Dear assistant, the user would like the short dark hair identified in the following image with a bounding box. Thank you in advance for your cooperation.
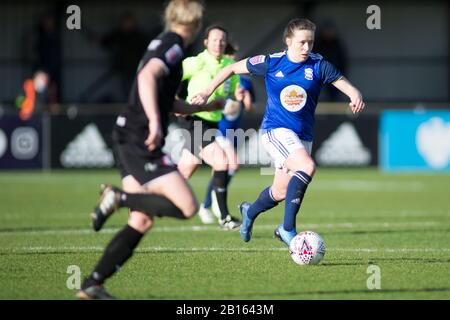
[204,24,228,40]
[283,18,316,41]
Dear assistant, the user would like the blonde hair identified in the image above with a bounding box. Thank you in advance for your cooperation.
[164,0,204,30]
[283,18,316,42]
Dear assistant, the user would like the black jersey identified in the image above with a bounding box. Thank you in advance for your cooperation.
[113,32,185,151]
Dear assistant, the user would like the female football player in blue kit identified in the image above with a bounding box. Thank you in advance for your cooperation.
[191,18,365,245]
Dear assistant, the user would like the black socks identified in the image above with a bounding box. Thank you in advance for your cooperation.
[82,225,143,288]
[120,192,186,219]
[212,170,229,220]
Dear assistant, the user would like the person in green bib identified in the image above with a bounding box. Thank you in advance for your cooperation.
[177,25,241,230]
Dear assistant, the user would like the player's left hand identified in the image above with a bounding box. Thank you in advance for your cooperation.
[145,122,163,151]
[349,93,365,114]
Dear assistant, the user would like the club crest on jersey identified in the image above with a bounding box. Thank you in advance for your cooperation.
[249,55,265,65]
[280,85,307,112]
[305,68,314,80]
[165,43,183,65]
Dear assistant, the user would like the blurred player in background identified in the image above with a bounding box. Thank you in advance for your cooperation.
[191,18,365,246]
[177,25,241,230]
[76,0,224,300]
[198,42,255,224]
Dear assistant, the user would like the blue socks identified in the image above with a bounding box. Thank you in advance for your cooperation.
[247,186,279,220]
[283,171,311,232]
[203,179,214,208]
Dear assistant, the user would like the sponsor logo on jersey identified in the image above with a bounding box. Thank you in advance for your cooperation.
[165,43,183,65]
[249,55,265,65]
[275,71,284,78]
[280,85,307,112]
[305,68,314,80]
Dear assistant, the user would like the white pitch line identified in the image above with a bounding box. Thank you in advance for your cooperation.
[2,246,450,254]
[0,221,443,236]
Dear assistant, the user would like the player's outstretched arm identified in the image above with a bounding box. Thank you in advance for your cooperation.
[332,77,366,114]
[191,59,249,105]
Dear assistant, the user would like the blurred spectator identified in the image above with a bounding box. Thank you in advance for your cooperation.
[101,12,151,100]
[80,12,158,103]
[314,21,348,101]
[16,70,51,121]
[33,13,62,104]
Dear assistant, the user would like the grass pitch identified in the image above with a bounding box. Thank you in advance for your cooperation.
[0,168,449,300]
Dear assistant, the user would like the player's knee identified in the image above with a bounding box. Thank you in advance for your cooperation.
[301,159,316,177]
[271,187,286,201]
[128,211,153,233]
[291,159,316,176]
[211,158,228,171]
[177,166,190,180]
[178,152,199,179]
[178,162,197,179]
[229,162,239,172]
[181,200,199,219]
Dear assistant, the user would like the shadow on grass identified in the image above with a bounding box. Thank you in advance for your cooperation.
[221,287,450,299]
[320,256,450,266]
[366,257,450,264]
[320,228,450,236]
[0,226,89,233]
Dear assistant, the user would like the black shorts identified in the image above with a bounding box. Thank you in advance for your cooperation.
[177,116,219,158]
[114,142,177,185]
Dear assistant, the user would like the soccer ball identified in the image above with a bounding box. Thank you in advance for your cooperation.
[289,231,326,265]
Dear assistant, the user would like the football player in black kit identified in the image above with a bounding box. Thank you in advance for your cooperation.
[76,0,216,300]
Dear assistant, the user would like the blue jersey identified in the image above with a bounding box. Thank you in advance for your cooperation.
[219,103,243,132]
[246,52,342,141]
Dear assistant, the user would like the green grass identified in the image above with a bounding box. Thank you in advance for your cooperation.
[0,168,450,299]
